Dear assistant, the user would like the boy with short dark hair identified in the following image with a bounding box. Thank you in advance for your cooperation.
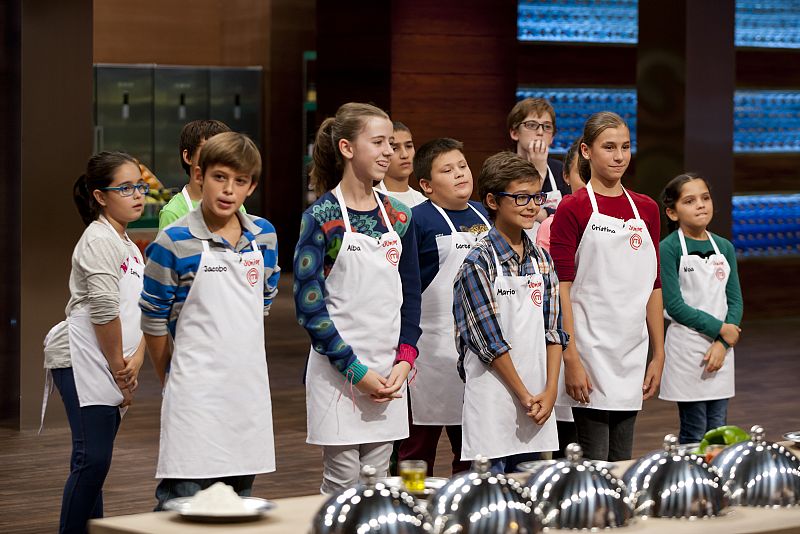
[454,151,567,472]
[141,131,279,509]
[158,119,232,229]
[397,138,491,476]
[507,97,569,219]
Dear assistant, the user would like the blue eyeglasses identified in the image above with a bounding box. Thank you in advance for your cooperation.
[100,183,150,197]
[495,191,547,206]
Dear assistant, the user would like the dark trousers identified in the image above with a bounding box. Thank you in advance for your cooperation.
[52,367,121,534]
[677,399,729,444]
[398,423,472,476]
[572,408,637,461]
[554,420,579,459]
[490,452,541,473]
[155,475,256,511]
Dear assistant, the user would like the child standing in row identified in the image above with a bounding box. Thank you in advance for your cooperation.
[375,121,427,207]
[551,112,665,462]
[508,98,569,220]
[158,120,232,230]
[141,132,279,509]
[45,152,146,533]
[658,174,743,444]
[454,152,566,472]
[294,103,421,493]
[399,138,490,476]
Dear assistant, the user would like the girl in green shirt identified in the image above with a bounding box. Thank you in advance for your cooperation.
[659,173,743,444]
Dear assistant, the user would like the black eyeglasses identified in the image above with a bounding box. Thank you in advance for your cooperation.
[519,120,554,133]
[100,183,150,197]
[495,192,547,206]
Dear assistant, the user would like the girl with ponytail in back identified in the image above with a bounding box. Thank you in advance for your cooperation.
[294,103,422,493]
[658,174,743,444]
[42,151,148,533]
[549,112,665,462]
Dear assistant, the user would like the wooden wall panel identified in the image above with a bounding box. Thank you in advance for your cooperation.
[391,0,517,178]
[20,0,93,430]
[0,0,21,428]
[93,0,223,65]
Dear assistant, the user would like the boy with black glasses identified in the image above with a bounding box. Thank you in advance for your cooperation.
[453,152,568,473]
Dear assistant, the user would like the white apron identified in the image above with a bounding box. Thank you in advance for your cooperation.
[306,185,408,446]
[157,236,275,479]
[410,203,490,426]
[69,218,144,409]
[523,220,542,244]
[660,230,734,401]
[541,165,563,212]
[556,182,657,411]
[461,245,558,460]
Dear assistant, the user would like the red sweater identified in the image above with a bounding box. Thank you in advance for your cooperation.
[550,186,662,288]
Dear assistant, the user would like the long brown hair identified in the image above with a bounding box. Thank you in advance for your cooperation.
[578,111,629,179]
[309,102,390,196]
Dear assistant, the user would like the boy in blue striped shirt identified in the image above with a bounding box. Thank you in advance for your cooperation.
[140,132,279,509]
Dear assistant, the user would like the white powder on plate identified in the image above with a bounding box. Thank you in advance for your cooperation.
[188,482,250,515]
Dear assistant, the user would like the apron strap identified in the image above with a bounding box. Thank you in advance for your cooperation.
[586,182,642,220]
[377,181,388,192]
[621,187,642,220]
[38,368,53,435]
[489,240,541,277]
[181,186,193,209]
[678,228,690,256]
[706,231,722,255]
[431,203,458,234]
[334,184,394,233]
[546,165,558,194]
[201,239,210,252]
[586,181,600,213]
[678,229,721,257]
[468,203,492,227]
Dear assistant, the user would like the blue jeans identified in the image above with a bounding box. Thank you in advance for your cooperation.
[52,367,121,534]
[677,399,729,444]
[490,452,541,473]
[155,475,256,511]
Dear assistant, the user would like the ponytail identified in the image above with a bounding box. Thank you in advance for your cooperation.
[309,102,390,196]
[310,118,340,197]
[73,151,139,226]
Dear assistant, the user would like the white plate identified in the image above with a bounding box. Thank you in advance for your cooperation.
[163,496,276,523]
[783,431,800,445]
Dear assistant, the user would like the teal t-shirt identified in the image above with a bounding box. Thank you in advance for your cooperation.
[158,189,247,230]
[660,230,744,345]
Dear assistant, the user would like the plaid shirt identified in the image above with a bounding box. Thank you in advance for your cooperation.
[453,227,569,380]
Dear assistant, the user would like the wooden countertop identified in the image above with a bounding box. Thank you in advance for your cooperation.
[90,442,800,534]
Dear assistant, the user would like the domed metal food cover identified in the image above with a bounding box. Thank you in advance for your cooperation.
[525,443,632,529]
[429,456,540,534]
[310,465,431,534]
[622,434,728,518]
[712,425,800,507]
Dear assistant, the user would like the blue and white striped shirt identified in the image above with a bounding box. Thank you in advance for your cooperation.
[139,206,279,337]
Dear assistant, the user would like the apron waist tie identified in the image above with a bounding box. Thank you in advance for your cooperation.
[338,368,357,412]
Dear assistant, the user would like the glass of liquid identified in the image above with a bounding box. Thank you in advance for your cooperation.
[398,460,427,493]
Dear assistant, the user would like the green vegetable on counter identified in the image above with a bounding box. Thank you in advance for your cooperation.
[697,425,750,453]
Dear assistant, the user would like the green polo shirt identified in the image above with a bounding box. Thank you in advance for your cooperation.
[660,230,743,347]
[158,188,247,230]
